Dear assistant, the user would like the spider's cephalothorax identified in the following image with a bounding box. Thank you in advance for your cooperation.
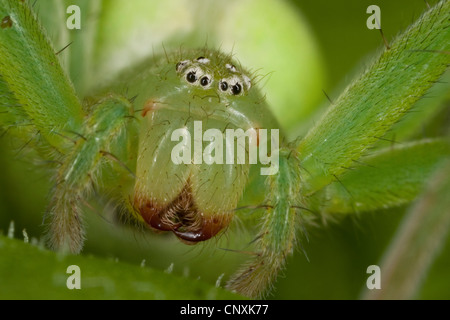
[127,49,280,244]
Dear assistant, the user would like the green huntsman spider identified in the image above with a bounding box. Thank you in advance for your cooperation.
[0,0,449,298]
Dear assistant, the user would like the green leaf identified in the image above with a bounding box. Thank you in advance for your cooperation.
[0,235,242,299]
[321,139,450,214]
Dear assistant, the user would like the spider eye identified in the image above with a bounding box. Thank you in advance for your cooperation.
[200,76,210,87]
[176,60,190,73]
[186,71,197,83]
[226,64,237,73]
[220,81,228,91]
[231,83,242,95]
[197,57,210,64]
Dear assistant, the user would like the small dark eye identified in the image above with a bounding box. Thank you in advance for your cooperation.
[196,57,210,65]
[231,83,242,95]
[176,60,190,72]
[200,76,210,87]
[220,81,228,91]
[226,64,237,73]
[186,72,197,83]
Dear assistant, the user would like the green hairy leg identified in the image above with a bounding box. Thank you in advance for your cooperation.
[298,0,450,194]
[227,149,303,298]
[48,96,134,253]
[0,0,84,152]
[0,75,26,135]
[322,139,450,214]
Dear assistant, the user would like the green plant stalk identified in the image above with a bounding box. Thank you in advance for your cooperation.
[361,159,450,300]
[298,0,450,194]
[322,139,450,214]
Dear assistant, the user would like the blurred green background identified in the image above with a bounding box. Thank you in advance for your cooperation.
[0,0,449,299]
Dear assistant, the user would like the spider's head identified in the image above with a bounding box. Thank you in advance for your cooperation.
[175,54,252,98]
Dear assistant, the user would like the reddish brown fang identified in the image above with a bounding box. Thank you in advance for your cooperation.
[173,215,231,244]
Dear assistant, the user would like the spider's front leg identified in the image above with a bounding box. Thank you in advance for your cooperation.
[227,148,306,298]
[47,95,136,253]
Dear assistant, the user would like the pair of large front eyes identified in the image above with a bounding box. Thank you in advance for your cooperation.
[186,71,210,87]
[185,71,242,95]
